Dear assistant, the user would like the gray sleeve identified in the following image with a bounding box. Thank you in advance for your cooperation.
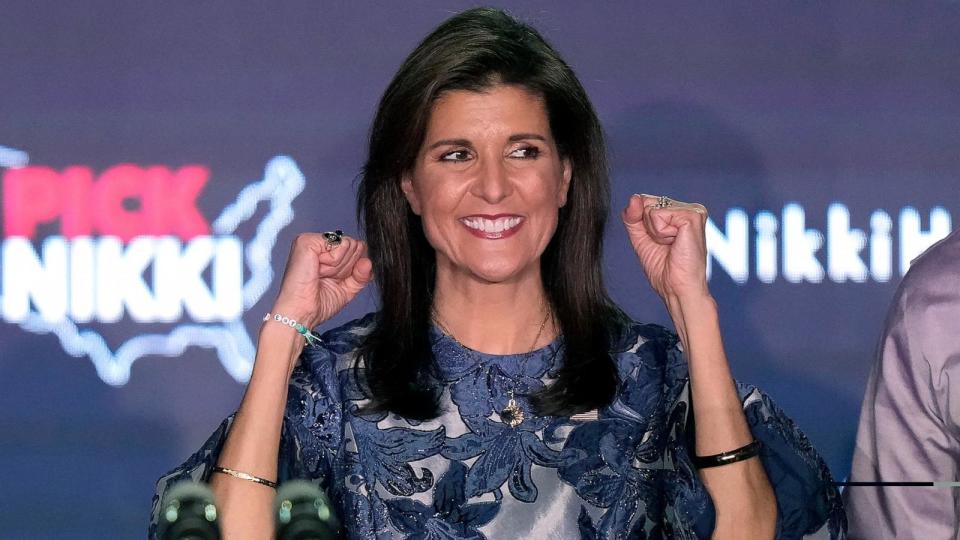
[844,235,960,539]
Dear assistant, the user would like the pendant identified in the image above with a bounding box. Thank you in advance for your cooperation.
[500,394,524,427]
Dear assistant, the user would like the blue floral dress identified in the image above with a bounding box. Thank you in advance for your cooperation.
[150,314,846,539]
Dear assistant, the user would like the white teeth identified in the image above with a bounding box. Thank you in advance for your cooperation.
[462,216,522,233]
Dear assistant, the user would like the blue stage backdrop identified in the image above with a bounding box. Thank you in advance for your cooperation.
[1,2,958,538]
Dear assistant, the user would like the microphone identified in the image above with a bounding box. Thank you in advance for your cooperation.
[158,481,221,540]
[274,480,341,540]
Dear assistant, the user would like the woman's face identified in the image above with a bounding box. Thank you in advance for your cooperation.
[402,84,572,285]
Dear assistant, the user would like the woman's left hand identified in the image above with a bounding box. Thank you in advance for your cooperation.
[621,194,711,303]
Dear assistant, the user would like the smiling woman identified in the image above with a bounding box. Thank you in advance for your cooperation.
[402,86,571,293]
[150,7,846,539]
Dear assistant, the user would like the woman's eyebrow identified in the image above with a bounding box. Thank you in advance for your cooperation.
[508,133,547,142]
[426,138,472,151]
[426,133,547,151]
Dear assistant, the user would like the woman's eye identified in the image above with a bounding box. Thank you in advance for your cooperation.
[440,150,471,162]
[509,146,540,159]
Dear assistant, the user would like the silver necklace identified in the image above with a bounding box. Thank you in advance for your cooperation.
[433,307,550,428]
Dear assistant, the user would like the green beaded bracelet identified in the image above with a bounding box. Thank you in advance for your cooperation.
[263,313,322,347]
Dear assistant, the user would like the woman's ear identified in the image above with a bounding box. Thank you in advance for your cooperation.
[558,158,573,207]
[400,172,422,215]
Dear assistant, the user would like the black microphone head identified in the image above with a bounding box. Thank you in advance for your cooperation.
[274,480,341,540]
[158,481,221,540]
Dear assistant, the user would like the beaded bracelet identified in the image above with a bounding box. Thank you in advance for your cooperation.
[692,440,762,469]
[263,313,322,347]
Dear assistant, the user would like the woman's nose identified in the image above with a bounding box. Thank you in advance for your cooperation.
[471,158,512,204]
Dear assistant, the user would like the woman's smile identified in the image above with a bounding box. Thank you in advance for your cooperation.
[459,214,525,239]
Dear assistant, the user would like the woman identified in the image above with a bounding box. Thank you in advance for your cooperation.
[150,8,844,539]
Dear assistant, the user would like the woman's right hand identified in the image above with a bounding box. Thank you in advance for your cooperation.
[270,232,374,332]
[212,232,372,539]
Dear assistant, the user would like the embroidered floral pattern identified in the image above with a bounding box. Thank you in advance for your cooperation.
[385,461,500,539]
[150,314,846,539]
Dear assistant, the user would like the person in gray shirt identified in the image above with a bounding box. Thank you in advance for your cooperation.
[845,227,960,538]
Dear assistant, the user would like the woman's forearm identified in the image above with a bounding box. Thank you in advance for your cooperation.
[209,323,304,540]
[666,293,777,540]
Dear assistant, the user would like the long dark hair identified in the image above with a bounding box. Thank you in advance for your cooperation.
[357,7,624,420]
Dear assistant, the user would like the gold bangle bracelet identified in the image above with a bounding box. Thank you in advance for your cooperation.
[211,466,279,489]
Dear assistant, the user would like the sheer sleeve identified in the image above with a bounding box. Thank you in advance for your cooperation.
[619,323,846,539]
[662,374,847,538]
[147,344,343,539]
[734,382,847,538]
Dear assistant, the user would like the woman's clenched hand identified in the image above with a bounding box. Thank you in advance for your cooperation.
[621,194,711,304]
[270,232,374,330]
